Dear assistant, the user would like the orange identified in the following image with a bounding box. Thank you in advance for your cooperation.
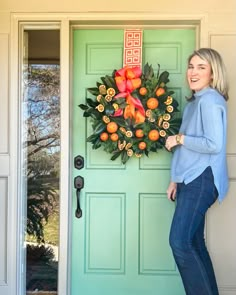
[139,87,147,96]
[110,133,119,141]
[107,122,118,133]
[147,98,159,110]
[100,132,109,141]
[135,129,144,138]
[148,130,159,141]
[155,87,165,96]
[138,141,147,150]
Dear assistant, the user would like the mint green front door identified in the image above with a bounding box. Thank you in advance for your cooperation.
[72,28,195,295]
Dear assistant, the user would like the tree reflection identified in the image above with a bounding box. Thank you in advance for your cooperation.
[24,64,60,293]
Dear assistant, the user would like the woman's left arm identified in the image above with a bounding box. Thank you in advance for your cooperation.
[183,98,226,153]
[165,97,227,153]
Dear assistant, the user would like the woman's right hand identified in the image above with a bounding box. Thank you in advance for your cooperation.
[167,182,177,201]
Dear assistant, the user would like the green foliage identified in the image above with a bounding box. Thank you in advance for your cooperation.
[27,176,57,243]
[27,244,55,263]
[26,244,58,291]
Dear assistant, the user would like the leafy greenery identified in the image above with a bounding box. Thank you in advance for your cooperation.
[26,244,58,291]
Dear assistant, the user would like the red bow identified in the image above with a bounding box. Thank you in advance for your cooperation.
[114,66,145,123]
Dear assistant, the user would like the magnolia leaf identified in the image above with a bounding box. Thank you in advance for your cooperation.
[87,134,99,142]
[86,98,97,108]
[100,76,115,88]
[93,122,106,134]
[92,141,102,149]
[87,87,99,96]
[115,97,126,104]
[158,71,169,84]
[112,117,127,127]
[93,136,102,149]
[144,150,149,157]
[105,105,115,115]
[84,108,100,119]
[167,128,177,135]
[143,62,149,74]
[106,75,117,89]
[121,152,129,164]
[79,104,88,110]
[90,111,101,119]
[143,63,154,80]
[110,150,123,161]
[168,90,175,96]
[83,111,91,117]
[156,64,160,79]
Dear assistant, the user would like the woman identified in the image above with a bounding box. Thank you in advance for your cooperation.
[165,48,229,295]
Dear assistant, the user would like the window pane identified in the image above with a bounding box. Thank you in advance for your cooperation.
[23,30,60,295]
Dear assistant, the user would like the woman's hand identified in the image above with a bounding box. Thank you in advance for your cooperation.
[167,182,177,201]
[165,134,184,151]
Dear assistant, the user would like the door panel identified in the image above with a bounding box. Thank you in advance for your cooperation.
[72,28,195,295]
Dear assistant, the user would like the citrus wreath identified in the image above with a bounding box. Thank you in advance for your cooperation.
[79,63,182,164]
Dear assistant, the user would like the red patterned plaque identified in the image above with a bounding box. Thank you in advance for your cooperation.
[123,29,143,68]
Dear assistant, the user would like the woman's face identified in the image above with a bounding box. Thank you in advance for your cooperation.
[187,55,213,92]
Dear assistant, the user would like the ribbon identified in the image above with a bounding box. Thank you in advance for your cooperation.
[113,66,145,124]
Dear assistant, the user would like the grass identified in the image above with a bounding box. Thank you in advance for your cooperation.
[43,211,59,245]
[27,190,60,246]
[26,210,59,246]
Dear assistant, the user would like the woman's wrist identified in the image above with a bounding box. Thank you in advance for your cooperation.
[176,133,184,145]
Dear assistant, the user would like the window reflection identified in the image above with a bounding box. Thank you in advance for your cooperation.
[23,30,60,295]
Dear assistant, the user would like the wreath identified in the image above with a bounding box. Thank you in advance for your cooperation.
[79,63,182,164]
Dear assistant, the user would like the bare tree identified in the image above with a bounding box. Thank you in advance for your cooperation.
[24,64,60,242]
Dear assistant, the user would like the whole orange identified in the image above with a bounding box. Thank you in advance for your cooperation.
[107,122,118,133]
[138,141,147,150]
[110,133,119,141]
[139,87,147,96]
[100,132,109,141]
[135,129,144,138]
[155,87,165,96]
[147,98,159,109]
[148,130,159,141]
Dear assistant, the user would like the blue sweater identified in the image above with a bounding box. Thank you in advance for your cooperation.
[171,87,229,202]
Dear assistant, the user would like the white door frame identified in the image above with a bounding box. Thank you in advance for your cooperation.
[10,12,208,295]
[11,16,71,295]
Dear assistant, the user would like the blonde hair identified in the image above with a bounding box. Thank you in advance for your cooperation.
[187,48,229,101]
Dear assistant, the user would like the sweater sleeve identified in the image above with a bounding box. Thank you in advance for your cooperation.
[183,96,225,154]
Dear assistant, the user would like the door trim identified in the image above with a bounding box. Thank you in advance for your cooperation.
[11,17,71,295]
[11,12,207,295]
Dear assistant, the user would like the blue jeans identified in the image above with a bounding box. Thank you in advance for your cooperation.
[169,166,219,295]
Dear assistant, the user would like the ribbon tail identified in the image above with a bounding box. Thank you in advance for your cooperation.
[114,92,128,99]
[124,95,136,119]
[129,95,145,117]
[113,109,123,117]
[135,110,145,123]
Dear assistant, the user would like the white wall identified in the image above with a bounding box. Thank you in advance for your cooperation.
[0,30,11,294]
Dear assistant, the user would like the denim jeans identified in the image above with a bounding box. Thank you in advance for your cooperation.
[169,166,219,295]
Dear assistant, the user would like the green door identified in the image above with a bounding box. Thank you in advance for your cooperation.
[72,28,195,295]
